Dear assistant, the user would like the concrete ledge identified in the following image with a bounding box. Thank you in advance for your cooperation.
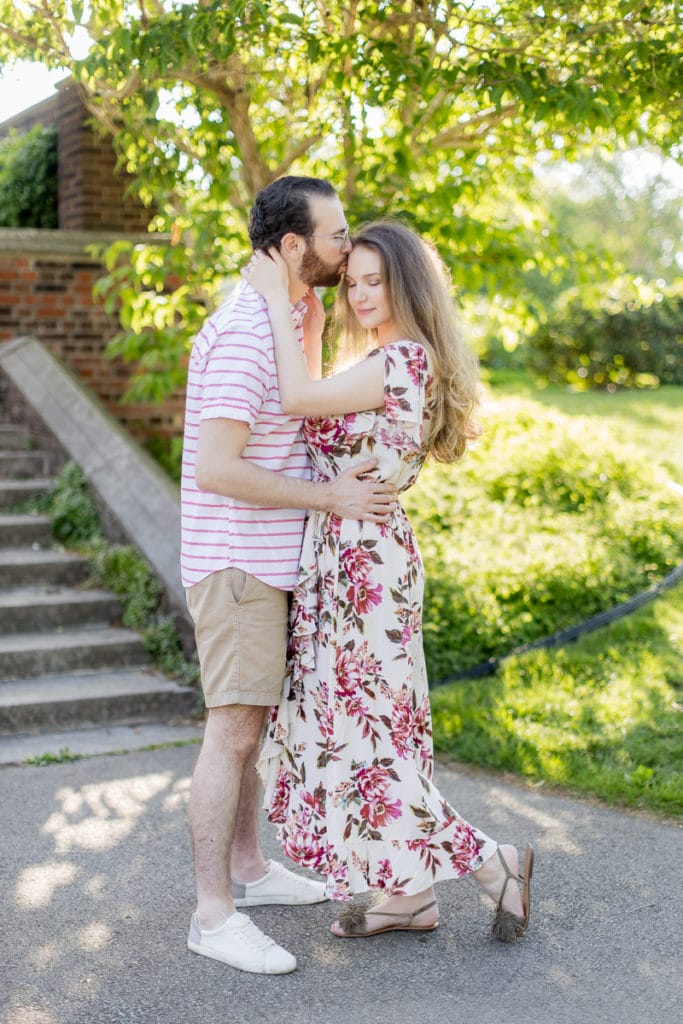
[0,336,188,624]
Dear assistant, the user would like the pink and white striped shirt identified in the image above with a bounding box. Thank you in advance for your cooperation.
[180,282,310,591]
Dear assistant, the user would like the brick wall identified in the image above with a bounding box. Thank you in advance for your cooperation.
[0,81,150,232]
[56,83,151,233]
[0,85,183,446]
[0,231,185,441]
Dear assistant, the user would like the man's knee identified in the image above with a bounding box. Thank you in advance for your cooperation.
[203,704,267,762]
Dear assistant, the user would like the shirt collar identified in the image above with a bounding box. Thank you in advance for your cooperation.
[291,298,307,328]
[244,281,306,327]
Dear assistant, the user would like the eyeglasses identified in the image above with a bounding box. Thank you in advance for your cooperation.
[308,228,350,246]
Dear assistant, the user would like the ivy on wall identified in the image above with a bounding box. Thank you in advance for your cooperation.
[0,124,58,229]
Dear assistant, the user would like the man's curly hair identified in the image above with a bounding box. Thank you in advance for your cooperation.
[248,176,336,251]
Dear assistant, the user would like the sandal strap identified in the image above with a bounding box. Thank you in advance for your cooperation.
[494,847,518,906]
[365,899,437,922]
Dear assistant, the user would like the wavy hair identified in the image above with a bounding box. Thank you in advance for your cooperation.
[334,221,481,462]
[248,176,336,250]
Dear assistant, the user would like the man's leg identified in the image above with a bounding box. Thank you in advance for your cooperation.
[189,703,267,928]
[230,739,269,884]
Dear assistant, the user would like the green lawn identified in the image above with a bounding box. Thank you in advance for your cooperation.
[485,370,683,481]
[426,373,683,817]
[431,578,683,818]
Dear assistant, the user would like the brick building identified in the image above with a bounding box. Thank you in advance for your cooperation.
[0,80,184,441]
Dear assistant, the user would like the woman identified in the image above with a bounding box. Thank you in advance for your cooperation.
[244,222,533,941]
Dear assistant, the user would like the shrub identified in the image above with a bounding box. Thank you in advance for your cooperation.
[144,435,183,484]
[88,541,163,628]
[0,124,58,228]
[403,400,683,679]
[48,462,103,544]
[526,279,683,389]
[39,465,199,686]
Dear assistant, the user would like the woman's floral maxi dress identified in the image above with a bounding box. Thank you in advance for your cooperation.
[259,340,497,900]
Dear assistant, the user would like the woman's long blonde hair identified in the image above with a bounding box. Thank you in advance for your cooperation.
[334,221,481,463]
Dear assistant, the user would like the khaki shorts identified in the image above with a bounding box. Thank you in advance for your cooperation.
[185,567,289,708]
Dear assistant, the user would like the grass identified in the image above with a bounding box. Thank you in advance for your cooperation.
[431,579,683,817]
[428,372,683,817]
[485,370,683,481]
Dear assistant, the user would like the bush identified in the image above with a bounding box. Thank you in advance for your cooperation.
[526,279,683,389]
[48,462,103,544]
[0,124,58,228]
[88,541,163,629]
[39,465,199,686]
[403,400,683,680]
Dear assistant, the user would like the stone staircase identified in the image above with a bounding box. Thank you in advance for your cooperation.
[0,423,200,765]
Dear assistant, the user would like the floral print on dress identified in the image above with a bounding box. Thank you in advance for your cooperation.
[258,341,496,900]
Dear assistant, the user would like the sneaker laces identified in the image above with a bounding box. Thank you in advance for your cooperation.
[241,918,281,953]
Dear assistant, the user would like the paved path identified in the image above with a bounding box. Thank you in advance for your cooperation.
[1,744,680,1024]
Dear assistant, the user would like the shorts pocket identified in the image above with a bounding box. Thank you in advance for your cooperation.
[229,568,248,604]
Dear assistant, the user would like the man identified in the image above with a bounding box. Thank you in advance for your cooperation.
[181,177,394,975]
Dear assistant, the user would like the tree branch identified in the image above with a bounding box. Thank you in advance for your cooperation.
[430,104,519,149]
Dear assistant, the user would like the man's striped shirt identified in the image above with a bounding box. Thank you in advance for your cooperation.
[180,283,310,591]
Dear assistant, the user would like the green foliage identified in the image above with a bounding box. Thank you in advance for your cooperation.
[47,462,103,544]
[88,540,163,628]
[143,617,200,687]
[430,581,683,816]
[38,463,199,682]
[0,124,58,228]
[0,2,680,400]
[404,397,683,680]
[526,280,683,389]
[532,150,683,292]
[143,434,184,484]
[87,538,199,685]
[24,746,83,766]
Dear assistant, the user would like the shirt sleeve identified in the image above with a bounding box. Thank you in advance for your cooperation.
[382,341,431,450]
[198,327,272,430]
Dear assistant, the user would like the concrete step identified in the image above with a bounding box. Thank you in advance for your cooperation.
[0,546,91,587]
[0,513,53,546]
[0,626,149,681]
[0,585,122,633]
[0,451,49,478]
[0,477,54,510]
[0,719,203,766]
[0,668,197,733]
[0,425,30,450]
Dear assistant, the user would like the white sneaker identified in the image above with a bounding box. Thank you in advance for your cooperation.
[232,860,328,907]
[187,912,296,974]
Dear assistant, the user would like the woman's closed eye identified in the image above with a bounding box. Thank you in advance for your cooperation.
[346,278,382,288]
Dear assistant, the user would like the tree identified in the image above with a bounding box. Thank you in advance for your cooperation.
[0,1,680,400]
[536,149,683,289]
[0,124,58,228]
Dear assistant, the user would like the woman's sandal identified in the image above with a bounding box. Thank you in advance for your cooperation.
[335,899,439,937]
[490,843,534,942]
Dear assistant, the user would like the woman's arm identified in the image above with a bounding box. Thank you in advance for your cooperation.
[244,250,384,417]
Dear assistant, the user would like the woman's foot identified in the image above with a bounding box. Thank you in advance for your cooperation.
[473,844,534,941]
[330,889,439,937]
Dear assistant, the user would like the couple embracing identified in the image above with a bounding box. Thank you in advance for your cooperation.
[180,176,533,975]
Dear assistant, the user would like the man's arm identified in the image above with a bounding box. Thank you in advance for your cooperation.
[195,418,395,521]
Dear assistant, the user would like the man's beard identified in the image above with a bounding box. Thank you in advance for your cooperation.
[300,241,345,288]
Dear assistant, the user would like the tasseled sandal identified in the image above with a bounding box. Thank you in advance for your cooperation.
[336,899,439,938]
[490,844,534,942]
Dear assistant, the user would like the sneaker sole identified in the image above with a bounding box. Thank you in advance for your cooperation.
[234,893,329,907]
[187,940,297,974]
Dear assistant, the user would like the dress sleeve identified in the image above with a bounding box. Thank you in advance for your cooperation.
[382,341,431,450]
